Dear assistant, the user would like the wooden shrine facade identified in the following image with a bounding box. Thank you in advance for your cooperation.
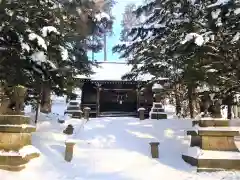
[78,79,168,117]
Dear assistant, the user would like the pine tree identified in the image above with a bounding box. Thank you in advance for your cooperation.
[113,0,240,117]
[0,0,114,105]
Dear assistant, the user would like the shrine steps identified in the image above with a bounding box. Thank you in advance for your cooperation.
[99,111,137,117]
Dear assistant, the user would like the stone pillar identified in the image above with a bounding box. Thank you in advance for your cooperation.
[83,107,91,120]
[65,141,75,162]
[149,142,160,158]
[138,107,145,120]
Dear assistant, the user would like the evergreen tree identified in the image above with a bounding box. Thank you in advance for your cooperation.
[113,0,240,118]
[0,0,113,99]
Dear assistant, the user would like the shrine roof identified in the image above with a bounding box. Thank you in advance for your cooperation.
[75,61,168,82]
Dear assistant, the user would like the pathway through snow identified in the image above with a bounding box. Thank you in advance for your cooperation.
[1,116,240,180]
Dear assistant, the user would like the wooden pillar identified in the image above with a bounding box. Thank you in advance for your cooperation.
[136,84,140,110]
[96,84,101,117]
[78,82,84,100]
[136,89,139,111]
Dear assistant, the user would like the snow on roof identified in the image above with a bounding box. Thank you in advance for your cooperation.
[75,62,168,81]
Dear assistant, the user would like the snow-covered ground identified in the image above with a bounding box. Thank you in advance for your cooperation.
[1,103,240,180]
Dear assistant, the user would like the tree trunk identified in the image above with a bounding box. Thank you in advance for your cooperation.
[104,33,107,61]
[225,94,233,119]
[40,85,51,113]
[187,84,196,118]
[227,105,232,119]
[174,84,181,115]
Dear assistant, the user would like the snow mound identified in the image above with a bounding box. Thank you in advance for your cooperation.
[183,146,202,158]
[0,145,40,158]
[138,107,146,111]
[95,12,110,22]
[208,0,231,8]
[181,33,204,46]
[19,145,40,158]
[184,147,240,160]
[28,33,47,50]
[41,26,60,37]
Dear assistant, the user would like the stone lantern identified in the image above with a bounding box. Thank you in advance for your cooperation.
[152,83,164,103]
[150,83,167,119]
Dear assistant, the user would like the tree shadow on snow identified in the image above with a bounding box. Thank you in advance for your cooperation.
[81,117,194,172]
[31,132,132,180]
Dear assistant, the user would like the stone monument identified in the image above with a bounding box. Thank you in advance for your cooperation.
[0,85,40,171]
[194,93,228,127]
[182,94,240,171]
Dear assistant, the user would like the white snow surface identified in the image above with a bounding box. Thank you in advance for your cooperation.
[0,124,35,128]
[152,83,163,90]
[28,33,47,50]
[197,126,240,132]
[183,147,240,160]
[138,107,146,111]
[21,42,30,52]
[181,33,204,46]
[207,0,231,8]
[232,32,240,43]
[1,103,240,179]
[31,51,57,69]
[211,9,221,19]
[200,117,228,120]
[234,8,240,15]
[19,145,40,158]
[41,26,60,37]
[59,46,69,61]
[206,68,218,73]
[75,62,160,81]
[95,12,111,22]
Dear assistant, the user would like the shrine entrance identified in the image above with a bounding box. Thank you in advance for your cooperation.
[99,88,137,113]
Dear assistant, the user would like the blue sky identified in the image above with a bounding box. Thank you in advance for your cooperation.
[90,0,142,62]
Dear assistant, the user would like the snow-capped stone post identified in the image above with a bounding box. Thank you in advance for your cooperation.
[65,141,76,162]
[83,107,91,120]
[149,142,160,158]
[138,107,145,120]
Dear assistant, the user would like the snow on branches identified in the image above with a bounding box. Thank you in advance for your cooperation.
[114,0,240,90]
[181,33,204,46]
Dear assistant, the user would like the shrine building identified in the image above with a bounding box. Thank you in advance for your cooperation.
[75,61,169,117]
